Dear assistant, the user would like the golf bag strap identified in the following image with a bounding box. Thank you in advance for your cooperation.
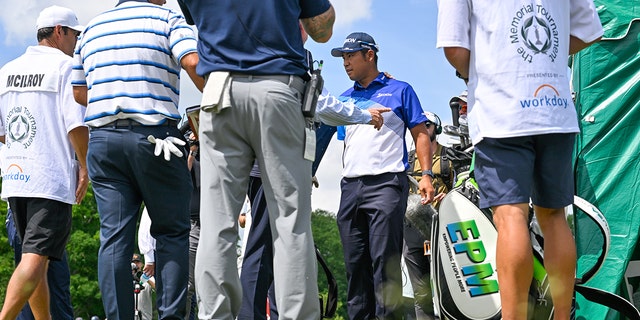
[572,196,640,317]
[315,246,338,318]
[439,146,452,188]
[573,195,611,283]
[575,284,640,320]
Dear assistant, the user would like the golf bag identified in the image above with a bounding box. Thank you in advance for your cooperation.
[429,174,640,320]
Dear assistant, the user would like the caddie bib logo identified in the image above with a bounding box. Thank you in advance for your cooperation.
[6,106,36,149]
[509,4,560,63]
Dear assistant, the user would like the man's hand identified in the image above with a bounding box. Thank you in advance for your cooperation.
[75,166,89,204]
[68,126,89,204]
[143,263,156,289]
[238,213,247,228]
[148,135,186,161]
[143,263,155,278]
[433,192,446,204]
[419,177,436,205]
[368,107,391,130]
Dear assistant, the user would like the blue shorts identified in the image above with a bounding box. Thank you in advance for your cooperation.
[474,133,575,209]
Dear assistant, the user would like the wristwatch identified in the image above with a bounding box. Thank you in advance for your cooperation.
[421,170,435,179]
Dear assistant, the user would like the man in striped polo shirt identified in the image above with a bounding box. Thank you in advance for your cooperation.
[71,0,204,319]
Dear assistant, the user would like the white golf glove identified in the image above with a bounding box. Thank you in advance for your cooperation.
[147,135,186,161]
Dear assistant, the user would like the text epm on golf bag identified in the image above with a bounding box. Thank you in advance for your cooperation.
[443,219,499,296]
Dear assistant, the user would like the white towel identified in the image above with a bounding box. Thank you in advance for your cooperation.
[200,72,232,113]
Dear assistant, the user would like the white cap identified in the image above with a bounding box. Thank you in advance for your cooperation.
[36,5,84,32]
[449,89,468,104]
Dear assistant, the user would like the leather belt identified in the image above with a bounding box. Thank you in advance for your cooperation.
[101,119,178,128]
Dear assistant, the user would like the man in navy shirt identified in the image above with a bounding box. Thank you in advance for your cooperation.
[177,1,335,319]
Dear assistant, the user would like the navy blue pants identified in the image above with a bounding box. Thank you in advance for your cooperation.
[88,125,191,320]
[6,208,73,320]
[337,172,408,319]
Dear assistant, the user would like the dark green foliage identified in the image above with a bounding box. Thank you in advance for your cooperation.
[0,199,12,301]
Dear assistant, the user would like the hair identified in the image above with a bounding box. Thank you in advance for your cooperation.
[37,26,75,42]
[359,49,378,65]
[36,27,55,42]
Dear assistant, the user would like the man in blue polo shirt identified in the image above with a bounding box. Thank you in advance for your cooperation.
[176,0,335,319]
[331,32,436,319]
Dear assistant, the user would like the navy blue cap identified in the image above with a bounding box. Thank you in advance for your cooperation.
[331,32,379,57]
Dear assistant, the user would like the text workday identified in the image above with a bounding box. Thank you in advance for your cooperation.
[520,84,569,109]
[2,164,31,183]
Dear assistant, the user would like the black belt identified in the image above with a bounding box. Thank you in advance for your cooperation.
[101,119,178,128]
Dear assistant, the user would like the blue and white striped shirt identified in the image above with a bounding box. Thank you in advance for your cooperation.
[71,1,197,127]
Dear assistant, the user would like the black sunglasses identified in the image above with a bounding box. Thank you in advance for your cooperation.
[62,26,81,38]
